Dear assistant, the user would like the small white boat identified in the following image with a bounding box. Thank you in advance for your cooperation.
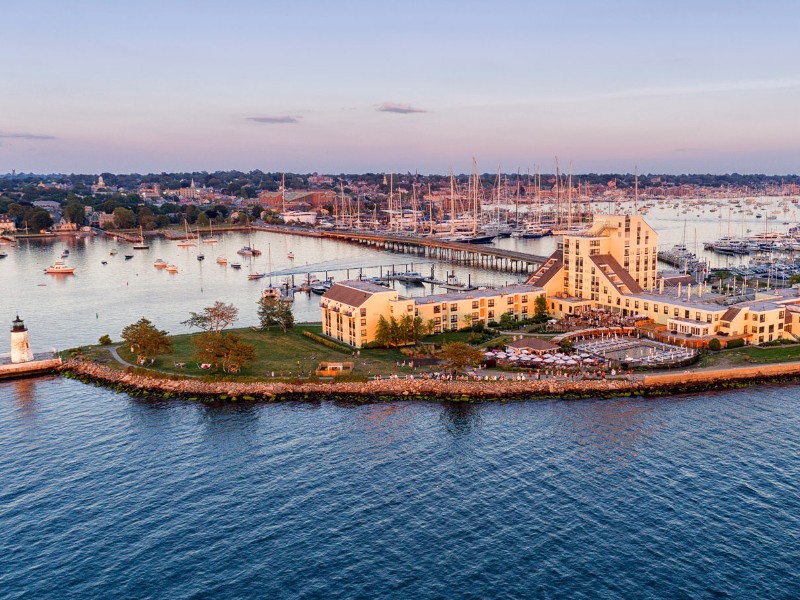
[109,249,118,256]
[166,264,178,273]
[287,252,295,260]
[154,259,167,269]
[45,260,75,275]
[216,255,228,265]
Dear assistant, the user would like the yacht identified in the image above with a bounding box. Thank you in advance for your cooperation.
[396,271,425,284]
[45,260,75,275]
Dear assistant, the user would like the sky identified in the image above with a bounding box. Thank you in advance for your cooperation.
[2,0,800,175]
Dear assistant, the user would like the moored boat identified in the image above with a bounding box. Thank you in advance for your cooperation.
[45,260,75,275]
[154,259,168,269]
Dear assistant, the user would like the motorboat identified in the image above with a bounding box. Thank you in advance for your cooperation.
[166,264,178,273]
[230,262,242,269]
[396,271,425,284]
[154,259,168,269]
[216,256,228,265]
[45,260,75,275]
[109,248,118,256]
[237,246,261,256]
[287,252,295,260]
[248,272,266,280]
[0,251,7,259]
[124,254,134,260]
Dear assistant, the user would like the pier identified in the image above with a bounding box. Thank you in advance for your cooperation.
[320,230,547,274]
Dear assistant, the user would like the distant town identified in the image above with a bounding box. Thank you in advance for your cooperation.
[1,169,800,236]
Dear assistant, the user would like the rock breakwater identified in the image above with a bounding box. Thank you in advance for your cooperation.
[59,359,800,401]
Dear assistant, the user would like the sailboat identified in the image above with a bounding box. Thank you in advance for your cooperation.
[237,217,261,256]
[203,221,218,244]
[133,226,149,250]
[261,245,282,298]
[177,220,196,247]
[196,227,205,261]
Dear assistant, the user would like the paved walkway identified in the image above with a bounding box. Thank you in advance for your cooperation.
[107,345,135,368]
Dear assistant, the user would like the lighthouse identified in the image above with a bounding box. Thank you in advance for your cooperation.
[10,315,34,363]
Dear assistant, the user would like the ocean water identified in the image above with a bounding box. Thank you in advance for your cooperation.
[1,377,798,598]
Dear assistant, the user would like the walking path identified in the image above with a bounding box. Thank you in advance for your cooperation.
[107,346,135,368]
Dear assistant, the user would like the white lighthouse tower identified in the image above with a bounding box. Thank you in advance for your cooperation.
[10,315,34,363]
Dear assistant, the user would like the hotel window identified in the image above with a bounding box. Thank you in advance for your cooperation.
[644,303,649,311]
[696,312,701,321]
[625,299,630,308]
[706,315,712,323]
[664,306,668,315]
[472,301,479,309]
[361,319,367,326]
[361,329,367,336]
[760,314,765,323]
[522,295,528,303]
[488,299,495,307]
[634,301,639,309]
[507,297,514,305]
[488,311,494,319]
[769,324,775,333]
[450,303,458,312]
[360,308,367,317]
[674,308,679,316]
[654,304,658,312]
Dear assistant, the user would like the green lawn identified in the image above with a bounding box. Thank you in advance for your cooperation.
[698,343,800,368]
[112,325,416,380]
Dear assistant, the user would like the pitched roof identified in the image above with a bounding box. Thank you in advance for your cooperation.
[525,251,563,287]
[322,281,392,307]
[721,307,741,322]
[590,254,644,294]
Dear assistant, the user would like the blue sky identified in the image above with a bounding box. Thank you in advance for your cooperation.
[2,0,800,174]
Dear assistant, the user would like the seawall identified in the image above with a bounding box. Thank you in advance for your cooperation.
[57,359,800,401]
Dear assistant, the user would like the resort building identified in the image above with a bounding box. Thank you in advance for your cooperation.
[320,281,545,347]
[527,214,797,347]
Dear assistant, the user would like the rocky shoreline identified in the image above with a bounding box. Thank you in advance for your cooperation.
[57,359,800,402]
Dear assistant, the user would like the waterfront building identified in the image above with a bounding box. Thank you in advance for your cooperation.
[320,281,545,347]
[528,214,795,347]
[0,215,16,232]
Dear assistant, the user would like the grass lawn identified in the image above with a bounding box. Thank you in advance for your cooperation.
[698,343,800,368]
[111,324,418,381]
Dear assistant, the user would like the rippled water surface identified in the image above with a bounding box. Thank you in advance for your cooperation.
[1,378,799,598]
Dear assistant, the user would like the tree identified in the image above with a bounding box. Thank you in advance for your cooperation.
[499,312,515,330]
[113,206,136,229]
[121,317,173,364]
[257,296,294,332]
[64,201,85,226]
[439,342,484,374]
[708,338,722,351]
[182,301,238,335]
[375,315,391,347]
[193,332,256,373]
[27,208,53,232]
[534,296,550,322]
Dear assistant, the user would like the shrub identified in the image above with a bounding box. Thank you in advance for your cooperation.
[302,330,352,353]
[98,334,112,345]
[726,338,745,349]
[707,338,721,351]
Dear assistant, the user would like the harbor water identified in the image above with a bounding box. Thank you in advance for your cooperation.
[1,377,799,598]
[2,214,800,598]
